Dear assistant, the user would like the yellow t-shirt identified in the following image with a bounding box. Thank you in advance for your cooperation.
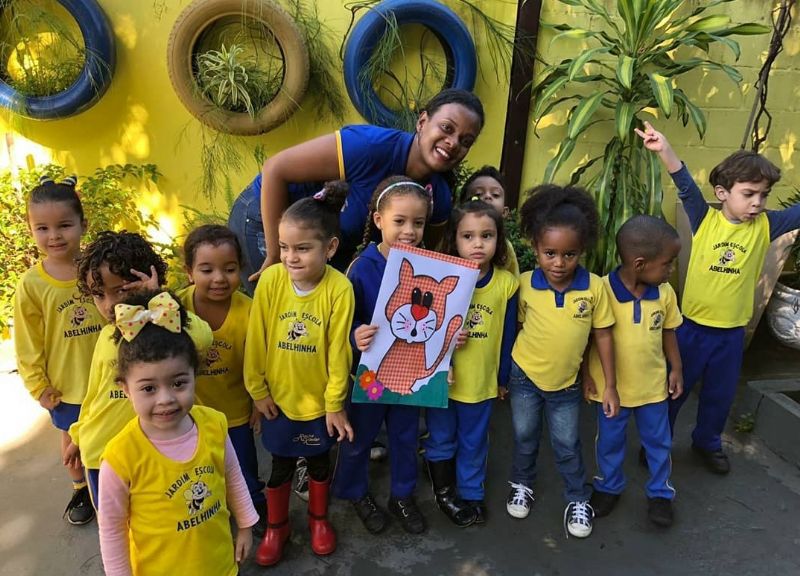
[451,267,518,403]
[512,267,614,392]
[69,313,212,469]
[502,239,520,277]
[588,271,683,407]
[14,262,104,404]
[179,287,252,427]
[683,209,770,328]
[102,406,235,576]
[244,264,354,421]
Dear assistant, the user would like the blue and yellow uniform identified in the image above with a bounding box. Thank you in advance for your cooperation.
[588,270,681,500]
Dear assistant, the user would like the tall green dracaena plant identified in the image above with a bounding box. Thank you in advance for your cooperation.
[532,0,769,273]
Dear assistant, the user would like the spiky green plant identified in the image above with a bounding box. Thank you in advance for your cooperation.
[532,0,769,273]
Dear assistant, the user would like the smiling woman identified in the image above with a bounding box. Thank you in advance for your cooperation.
[227,88,485,295]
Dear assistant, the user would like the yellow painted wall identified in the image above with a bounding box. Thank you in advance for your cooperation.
[0,0,517,240]
[1,0,797,236]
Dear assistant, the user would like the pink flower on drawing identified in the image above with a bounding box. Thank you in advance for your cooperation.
[359,370,377,390]
[366,381,385,401]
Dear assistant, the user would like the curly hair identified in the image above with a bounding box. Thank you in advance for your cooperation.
[113,289,198,380]
[440,200,507,267]
[518,184,599,250]
[184,224,242,269]
[77,231,167,296]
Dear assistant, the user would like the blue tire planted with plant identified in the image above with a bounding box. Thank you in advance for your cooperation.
[0,0,116,120]
[343,0,477,127]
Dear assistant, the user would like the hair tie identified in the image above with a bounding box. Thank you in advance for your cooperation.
[376,181,431,209]
[313,187,327,201]
[115,292,181,342]
[61,175,77,187]
[38,175,54,185]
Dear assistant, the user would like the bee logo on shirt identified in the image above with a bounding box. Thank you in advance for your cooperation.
[287,321,308,341]
[572,298,591,319]
[70,305,88,327]
[718,249,736,266]
[204,348,220,367]
[465,311,484,330]
[650,311,664,331]
[184,481,212,516]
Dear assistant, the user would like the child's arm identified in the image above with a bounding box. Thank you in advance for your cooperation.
[348,260,378,351]
[662,329,684,400]
[636,121,708,233]
[497,291,519,400]
[98,462,133,576]
[223,435,258,563]
[592,327,619,418]
[243,281,279,419]
[325,286,356,442]
[580,337,597,401]
[767,205,800,241]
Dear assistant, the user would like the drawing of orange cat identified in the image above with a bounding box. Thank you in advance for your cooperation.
[376,258,462,395]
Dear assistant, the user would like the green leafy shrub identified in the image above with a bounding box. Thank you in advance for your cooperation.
[504,209,535,273]
[0,163,160,330]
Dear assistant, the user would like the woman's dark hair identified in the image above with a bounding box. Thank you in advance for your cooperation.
[26,175,84,221]
[77,231,168,297]
[184,224,242,269]
[519,184,599,250]
[281,180,348,241]
[423,88,485,130]
[709,150,781,190]
[359,175,433,252]
[440,199,508,267]
[114,289,198,379]
[461,165,506,199]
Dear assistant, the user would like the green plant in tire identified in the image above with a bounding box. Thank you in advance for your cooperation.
[532,0,769,274]
[195,43,282,118]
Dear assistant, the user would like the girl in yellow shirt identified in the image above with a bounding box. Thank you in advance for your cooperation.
[14,176,104,525]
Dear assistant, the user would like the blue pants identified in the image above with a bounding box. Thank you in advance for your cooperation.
[228,423,266,505]
[670,318,745,452]
[87,468,99,510]
[594,401,675,500]
[228,181,265,296]
[425,399,492,501]
[508,362,590,503]
[333,400,420,501]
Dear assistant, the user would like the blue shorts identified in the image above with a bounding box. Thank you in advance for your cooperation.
[260,411,334,458]
[49,402,81,431]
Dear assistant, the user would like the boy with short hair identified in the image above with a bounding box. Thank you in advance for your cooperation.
[585,215,683,527]
[637,121,800,475]
[461,166,520,276]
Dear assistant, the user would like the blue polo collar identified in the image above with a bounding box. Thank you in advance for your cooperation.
[532,266,590,308]
[608,267,659,324]
[476,266,494,289]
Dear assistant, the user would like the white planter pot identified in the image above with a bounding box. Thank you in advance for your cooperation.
[766,280,800,350]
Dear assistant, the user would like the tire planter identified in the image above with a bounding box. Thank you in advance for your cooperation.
[343,0,477,127]
[167,0,309,136]
[0,0,116,120]
[766,280,800,350]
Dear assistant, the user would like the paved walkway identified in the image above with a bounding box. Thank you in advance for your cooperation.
[2,325,799,576]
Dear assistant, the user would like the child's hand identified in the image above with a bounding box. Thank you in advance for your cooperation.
[38,386,62,410]
[354,324,378,352]
[249,405,262,435]
[63,442,82,470]
[454,329,468,349]
[602,387,620,418]
[497,385,509,401]
[634,121,669,152]
[326,410,354,442]
[123,265,160,291]
[582,374,597,401]
[668,370,684,400]
[447,366,455,386]
[235,526,252,564]
[254,396,279,420]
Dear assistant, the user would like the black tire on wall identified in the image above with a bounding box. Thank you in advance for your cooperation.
[167,0,309,135]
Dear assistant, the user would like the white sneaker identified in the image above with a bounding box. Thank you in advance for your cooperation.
[564,500,594,538]
[506,482,534,518]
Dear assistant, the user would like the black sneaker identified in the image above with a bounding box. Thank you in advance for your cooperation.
[294,457,309,501]
[63,486,94,525]
[464,499,486,524]
[647,497,674,527]
[691,445,730,475]
[388,496,427,534]
[590,490,620,518]
[353,494,388,534]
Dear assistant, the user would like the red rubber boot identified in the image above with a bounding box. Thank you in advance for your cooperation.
[308,478,336,555]
[255,482,291,566]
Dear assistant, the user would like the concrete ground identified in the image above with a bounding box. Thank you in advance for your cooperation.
[2,322,800,576]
